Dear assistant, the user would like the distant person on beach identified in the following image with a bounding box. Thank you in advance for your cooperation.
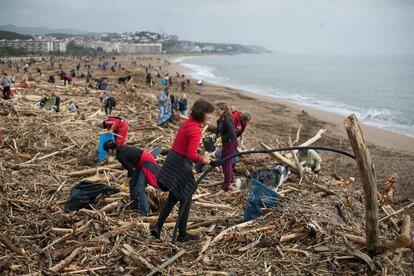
[178,93,189,116]
[100,95,117,115]
[86,70,93,83]
[150,99,216,242]
[103,140,159,216]
[197,80,203,86]
[23,63,29,73]
[96,116,129,146]
[48,75,55,84]
[158,86,172,126]
[145,73,152,87]
[1,73,12,99]
[299,149,322,174]
[216,102,238,191]
[232,111,251,146]
[61,71,72,86]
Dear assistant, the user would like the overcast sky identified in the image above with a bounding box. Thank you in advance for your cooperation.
[1,0,413,55]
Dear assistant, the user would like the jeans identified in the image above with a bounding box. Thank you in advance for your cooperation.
[155,192,191,236]
[158,106,172,125]
[129,170,149,215]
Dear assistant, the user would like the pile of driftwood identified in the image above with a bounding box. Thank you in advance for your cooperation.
[0,57,413,275]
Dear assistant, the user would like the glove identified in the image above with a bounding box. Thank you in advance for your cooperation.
[209,160,222,167]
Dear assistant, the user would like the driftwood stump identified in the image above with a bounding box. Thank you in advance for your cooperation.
[344,114,380,256]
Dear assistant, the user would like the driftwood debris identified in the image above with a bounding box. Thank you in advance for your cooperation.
[0,56,413,275]
[344,114,380,256]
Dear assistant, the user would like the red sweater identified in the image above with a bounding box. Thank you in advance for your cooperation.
[232,111,248,137]
[104,117,129,146]
[171,117,204,163]
[137,151,158,188]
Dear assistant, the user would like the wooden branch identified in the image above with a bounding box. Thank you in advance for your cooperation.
[211,220,255,245]
[66,163,122,177]
[344,234,366,245]
[280,231,307,243]
[383,215,412,250]
[289,137,303,179]
[379,201,414,222]
[100,201,120,213]
[344,114,380,256]
[122,244,154,271]
[193,202,233,210]
[312,182,338,196]
[261,143,298,173]
[49,247,81,273]
[284,128,326,159]
[37,145,76,161]
[299,129,326,147]
[292,124,302,145]
[0,232,23,255]
[147,249,186,276]
[282,247,310,257]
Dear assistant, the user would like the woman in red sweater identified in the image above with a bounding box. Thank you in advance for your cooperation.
[96,116,129,146]
[151,99,215,242]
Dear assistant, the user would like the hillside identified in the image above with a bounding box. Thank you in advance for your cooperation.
[0,30,32,40]
[0,24,89,35]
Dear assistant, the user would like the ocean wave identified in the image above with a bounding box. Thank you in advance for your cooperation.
[177,58,414,137]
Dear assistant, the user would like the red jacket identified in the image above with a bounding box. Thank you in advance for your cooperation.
[137,151,158,188]
[232,111,248,137]
[171,117,204,163]
[104,117,129,146]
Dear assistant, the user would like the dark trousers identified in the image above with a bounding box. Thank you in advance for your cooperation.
[105,105,113,115]
[3,86,11,99]
[156,192,191,236]
[222,140,238,190]
[129,170,149,215]
[63,77,71,85]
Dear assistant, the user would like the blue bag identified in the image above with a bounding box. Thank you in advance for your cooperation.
[243,179,280,222]
[98,133,115,162]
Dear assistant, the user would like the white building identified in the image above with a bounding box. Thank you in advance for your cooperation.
[120,43,162,54]
[0,39,67,52]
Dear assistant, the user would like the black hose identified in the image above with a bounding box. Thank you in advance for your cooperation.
[171,146,355,243]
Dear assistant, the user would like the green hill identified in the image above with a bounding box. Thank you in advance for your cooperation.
[0,30,32,40]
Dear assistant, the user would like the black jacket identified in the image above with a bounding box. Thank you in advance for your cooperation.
[116,146,143,177]
[216,115,237,142]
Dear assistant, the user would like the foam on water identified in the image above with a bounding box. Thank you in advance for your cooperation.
[176,55,414,137]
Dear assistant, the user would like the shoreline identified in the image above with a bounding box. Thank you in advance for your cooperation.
[171,59,414,154]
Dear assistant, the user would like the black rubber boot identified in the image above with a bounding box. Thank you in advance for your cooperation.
[177,233,199,242]
[150,227,161,239]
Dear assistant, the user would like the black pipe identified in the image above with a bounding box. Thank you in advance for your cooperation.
[171,146,355,243]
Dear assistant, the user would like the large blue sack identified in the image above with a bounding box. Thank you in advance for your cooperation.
[243,179,280,222]
[98,133,115,162]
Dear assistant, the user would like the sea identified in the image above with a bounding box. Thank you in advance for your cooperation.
[175,54,414,138]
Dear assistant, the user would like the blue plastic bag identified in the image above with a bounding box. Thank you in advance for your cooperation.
[98,133,115,162]
[160,79,168,86]
[243,179,280,222]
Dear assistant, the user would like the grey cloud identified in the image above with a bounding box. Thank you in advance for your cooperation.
[0,0,413,54]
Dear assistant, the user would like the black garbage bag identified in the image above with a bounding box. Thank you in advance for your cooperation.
[64,181,114,212]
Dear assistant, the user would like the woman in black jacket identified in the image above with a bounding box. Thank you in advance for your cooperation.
[216,102,238,191]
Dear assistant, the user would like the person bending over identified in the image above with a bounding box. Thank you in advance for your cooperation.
[104,141,159,215]
[96,116,129,146]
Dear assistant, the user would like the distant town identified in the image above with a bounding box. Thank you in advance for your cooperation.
[0,25,271,56]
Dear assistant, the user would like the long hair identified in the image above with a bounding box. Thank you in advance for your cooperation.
[216,102,231,117]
